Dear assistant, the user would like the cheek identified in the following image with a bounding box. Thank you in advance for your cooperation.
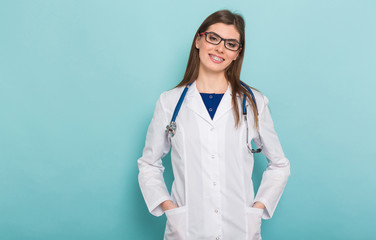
[227,52,238,60]
[198,45,211,59]
[200,43,213,53]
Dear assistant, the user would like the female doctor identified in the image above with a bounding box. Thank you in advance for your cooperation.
[137,9,290,240]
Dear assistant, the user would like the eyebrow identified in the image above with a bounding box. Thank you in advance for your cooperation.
[210,31,240,42]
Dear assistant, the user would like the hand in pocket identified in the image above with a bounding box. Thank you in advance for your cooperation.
[247,207,263,240]
[162,200,178,212]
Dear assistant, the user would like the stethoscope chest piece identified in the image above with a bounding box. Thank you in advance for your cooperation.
[166,121,176,137]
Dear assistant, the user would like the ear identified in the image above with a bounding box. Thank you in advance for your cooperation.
[234,48,242,61]
[195,33,200,49]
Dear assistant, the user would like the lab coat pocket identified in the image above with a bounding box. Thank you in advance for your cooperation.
[164,206,187,240]
[246,207,263,240]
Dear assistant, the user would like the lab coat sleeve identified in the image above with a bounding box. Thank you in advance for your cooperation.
[137,92,172,217]
[253,95,291,220]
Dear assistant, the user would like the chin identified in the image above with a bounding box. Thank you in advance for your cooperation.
[202,62,227,73]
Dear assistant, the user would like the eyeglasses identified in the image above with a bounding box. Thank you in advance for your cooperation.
[199,31,242,51]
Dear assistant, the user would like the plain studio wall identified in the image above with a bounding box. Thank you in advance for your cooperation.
[0,0,375,239]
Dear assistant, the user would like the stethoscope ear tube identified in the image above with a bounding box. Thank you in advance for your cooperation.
[166,83,192,137]
[243,105,263,154]
[241,82,263,154]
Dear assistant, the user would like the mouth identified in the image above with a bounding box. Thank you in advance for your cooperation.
[209,54,225,63]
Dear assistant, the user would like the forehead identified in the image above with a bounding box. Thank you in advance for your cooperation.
[206,23,240,41]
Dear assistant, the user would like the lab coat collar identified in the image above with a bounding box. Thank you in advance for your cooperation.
[186,80,233,126]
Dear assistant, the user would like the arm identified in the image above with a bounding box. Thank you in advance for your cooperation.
[253,95,291,219]
[137,92,173,216]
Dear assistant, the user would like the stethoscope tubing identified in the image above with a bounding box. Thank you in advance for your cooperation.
[166,81,263,153]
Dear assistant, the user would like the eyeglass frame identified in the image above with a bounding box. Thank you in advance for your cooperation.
[199,31,243,51]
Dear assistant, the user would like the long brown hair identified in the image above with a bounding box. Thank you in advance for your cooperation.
[175,9,259,130]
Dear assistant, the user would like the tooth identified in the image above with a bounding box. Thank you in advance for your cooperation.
[211,55,222,61]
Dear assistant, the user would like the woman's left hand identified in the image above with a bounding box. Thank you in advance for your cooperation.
[252,201,265,210]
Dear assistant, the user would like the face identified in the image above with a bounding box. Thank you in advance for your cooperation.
[195,23,242,74]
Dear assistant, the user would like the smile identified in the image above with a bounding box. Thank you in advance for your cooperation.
[209,54,224,63]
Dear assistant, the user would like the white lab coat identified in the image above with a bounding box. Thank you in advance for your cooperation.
[138,80,290,240]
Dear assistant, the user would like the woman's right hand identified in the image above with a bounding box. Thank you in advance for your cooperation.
[161,200,178,212]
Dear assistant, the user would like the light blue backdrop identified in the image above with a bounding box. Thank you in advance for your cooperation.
[1,0,375,239]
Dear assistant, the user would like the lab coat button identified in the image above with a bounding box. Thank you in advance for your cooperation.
[210,127,214,131]
[215,209,219,213]
[213,182,217,186]
[211,155,215,159]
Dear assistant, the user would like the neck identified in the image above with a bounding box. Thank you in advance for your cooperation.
[196,69,228,94]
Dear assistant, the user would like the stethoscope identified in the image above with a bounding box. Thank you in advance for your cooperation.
[165,82,263,153]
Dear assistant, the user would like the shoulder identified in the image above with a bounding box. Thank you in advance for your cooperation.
[252,88,269,105]
[157,86,186,113]
[245,87,270,115]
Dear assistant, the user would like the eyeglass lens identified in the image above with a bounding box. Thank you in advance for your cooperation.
[205,32,240,51]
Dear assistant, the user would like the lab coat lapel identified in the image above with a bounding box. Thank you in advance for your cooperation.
[186,81,213,126]
[212,85,233,123]
[186,81,233,126]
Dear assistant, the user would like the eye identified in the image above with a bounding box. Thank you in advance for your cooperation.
[209,35,218,41]
[227,41,238,49]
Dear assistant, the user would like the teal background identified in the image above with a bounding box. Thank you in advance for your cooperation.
[1,0,375,239]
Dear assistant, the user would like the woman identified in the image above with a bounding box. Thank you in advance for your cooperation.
[138,9,290,240]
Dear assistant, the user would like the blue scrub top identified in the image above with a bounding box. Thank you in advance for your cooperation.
[199,93,224,120]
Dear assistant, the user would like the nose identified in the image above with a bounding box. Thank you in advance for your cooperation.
[214,40,225,53]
